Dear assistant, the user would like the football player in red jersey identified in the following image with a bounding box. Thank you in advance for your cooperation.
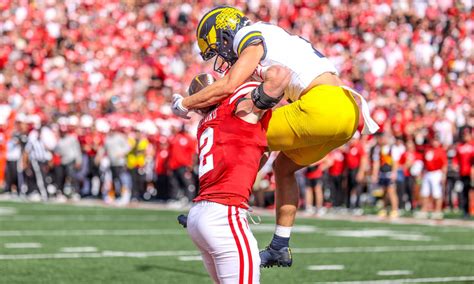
[182,70,289,284]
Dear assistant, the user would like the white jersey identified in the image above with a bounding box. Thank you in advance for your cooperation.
[233,22,338,102]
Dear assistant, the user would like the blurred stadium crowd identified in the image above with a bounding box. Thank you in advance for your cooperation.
[0,0,472,218]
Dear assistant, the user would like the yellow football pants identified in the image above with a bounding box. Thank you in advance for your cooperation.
[267,85,359,166]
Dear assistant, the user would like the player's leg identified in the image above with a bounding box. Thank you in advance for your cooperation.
[315,179,325,214]
[31,160,48,200]
[186,204,219,283]
[212,206,260,283]
[188,202,260,283]
[4,161,15,193]
[261,140,345,267]
[266,85,359,152]
[262,86,359,267]
[275,153,305,223]
[305,180,315,213]
[235,207,261,282]
[431,170,444,220]
[347,169,356,209]
[461,176,471,218]
[418,173,431,218]
[387,183,399,218]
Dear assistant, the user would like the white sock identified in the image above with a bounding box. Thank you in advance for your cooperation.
[274,225,292,238]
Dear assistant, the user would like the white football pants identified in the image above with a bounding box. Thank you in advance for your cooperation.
[187,201,260,284]
[421,170,443,199]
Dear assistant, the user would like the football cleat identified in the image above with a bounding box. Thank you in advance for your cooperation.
[177,214,188,228]
[259,246,293,268]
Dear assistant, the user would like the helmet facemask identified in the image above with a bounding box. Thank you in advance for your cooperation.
[200,31,237,74]
[213,30,238,73]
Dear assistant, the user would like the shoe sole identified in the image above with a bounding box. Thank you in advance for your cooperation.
[260,260,292,268]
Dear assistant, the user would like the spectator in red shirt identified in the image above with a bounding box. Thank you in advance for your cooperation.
[456,130,473,218]
[168,125,197,202]
[344,134,368,211]
[304,158,329,216]
[398,140,423,211]
[154,136,171,200]
[418,137,448,219]
[327,148,345,208]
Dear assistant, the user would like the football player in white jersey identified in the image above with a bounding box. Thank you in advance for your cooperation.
[172,6,379,268]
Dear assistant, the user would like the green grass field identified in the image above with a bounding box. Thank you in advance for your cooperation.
[0,201,473,284]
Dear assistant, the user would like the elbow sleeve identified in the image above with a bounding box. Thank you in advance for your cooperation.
[251,84,283,110]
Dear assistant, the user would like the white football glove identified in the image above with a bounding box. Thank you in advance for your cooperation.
[171,94,190,119]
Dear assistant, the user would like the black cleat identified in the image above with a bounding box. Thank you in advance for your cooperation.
[177,214,188,228]
[259,246,292,268]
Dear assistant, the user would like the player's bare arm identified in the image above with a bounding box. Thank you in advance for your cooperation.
[182,44,264,110]
[235,65,291,124]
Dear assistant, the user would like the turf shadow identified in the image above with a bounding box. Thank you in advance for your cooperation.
[135,264,209,278]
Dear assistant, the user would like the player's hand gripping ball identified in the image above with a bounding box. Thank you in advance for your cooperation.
[172,94,190,119]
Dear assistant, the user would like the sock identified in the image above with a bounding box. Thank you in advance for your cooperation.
[270,225,292,250]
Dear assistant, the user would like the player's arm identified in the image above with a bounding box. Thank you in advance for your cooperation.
[182,45,264,110]
[234,66,291,124]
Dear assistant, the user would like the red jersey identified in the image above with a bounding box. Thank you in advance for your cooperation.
[193,82,271,207]
[306,163,323,179]
[168,132,196,170]
[154,148,169,175]
[345,142,365,170]
[423,146,447,172]
[399,150,423,176]
[328,150,345,176]
[456,141,473,177]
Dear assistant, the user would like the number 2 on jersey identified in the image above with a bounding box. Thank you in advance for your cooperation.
[199,127,214,178]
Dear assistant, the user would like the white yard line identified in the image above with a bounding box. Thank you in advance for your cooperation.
[0,250,199,260]
[0,225,317,236]
[326,229,435,242]
[4,243,42,249]
[319,276,474,284]
[178,255,203,261]
[291,244,474,254]
[307,265,345,271]
[377,270,413,276]
[60,247,98,253]
[0,215,170,222]
[0,244,472,261]
[0,229,186,237]
[3,215,472,234]
[0,207,17,216]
